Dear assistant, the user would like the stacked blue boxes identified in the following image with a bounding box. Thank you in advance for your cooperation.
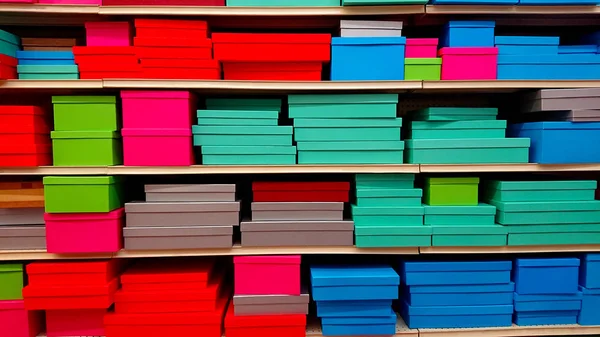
[405,107,530,164]
[483,179,600,246]
[578,254,600,325]
[331,37,406,80]
[289,94,404,164]
[399,260,514,328]
[193,98,296,165]
[352,174,429,248]
[310,265,400,336]
[16,51,78,80]
[496,36,600,80]
[513,258,582,326]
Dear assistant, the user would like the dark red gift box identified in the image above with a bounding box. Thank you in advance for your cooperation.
[252,181,350,202]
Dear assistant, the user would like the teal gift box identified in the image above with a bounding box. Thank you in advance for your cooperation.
[352,205,424,226]
[205,98,282,112]
[483,180,597,202]
[201,146,296,165]
[288,94,398,119]
[412,107,498,121]
[295,127,401,142]
[507,224,600,246]
[0,29,20,58]
[197,109,279,126]
[356,174,415,189]
[193,125,292,146]
[489,199,600,225]
[355,225,431,247]
[405,138,530,164]
[18,65,79,80]
[297,141,404,164]
[424,204,496,226]
[431,225,508,246]
[228,0,340,6]
[409,120,507,140]
[357,188,423,207]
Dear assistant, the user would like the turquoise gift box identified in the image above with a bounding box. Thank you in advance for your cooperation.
[356,174,415,189]
[412,107,499,121]
[405,138,530,164]
[355,225,432,247]
[352,205,424,226]
[357,188,423,207]
[488,199,600,225]
[288,94,398,119]
[431,225,508,247]
[192,125,292,146]
[483,180,597,202]
[424,204,496,226]
[409,120,507,140]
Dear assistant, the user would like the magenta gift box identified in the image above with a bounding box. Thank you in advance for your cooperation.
[0,301,43,337]
[234,255,301,296]
[85,22,131,47]
[121,128,193,166]
[44,208,124,254]
[439,47,498,80]
[406,38,439,58]
[121,91,194,129]
[46,309,106,337]
[39,0,100,3]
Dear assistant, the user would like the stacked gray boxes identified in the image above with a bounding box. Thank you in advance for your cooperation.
[0,208,45,250]
[124,184,240,250]
[521,88,600,121]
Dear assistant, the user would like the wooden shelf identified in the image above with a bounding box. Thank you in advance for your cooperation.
[422,80,600,92]
[420,245,600,254]
[0,3,98,13]
[0,79,103,89]
[0,250,111,261]
[426,4,600,14]
[0,166,108,175]
[419,324,600,337]
[419,163,600,173]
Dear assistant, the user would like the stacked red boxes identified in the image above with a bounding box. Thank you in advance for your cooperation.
[22,260,121,337]
[134,19,220,80]
[105,258,229,337]
[212,33,331,81]
[0,106,51,167]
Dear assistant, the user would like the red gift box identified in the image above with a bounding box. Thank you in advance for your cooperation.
[252,181,350,202]
[134,36,212,48]
[0,54,17,80]
[80,71,143,79]
[224,303,306,337]
[212,33,331,62]
[104,0,223,4]
[135,19,208,39]
[0,144,51,167]
[26,260,122,286]
[46,309,106,337]
[120,259,216,292]
[73,46,139,67]
[0,106,49,133]
[223,62,321,81]
[23,278,119,310]
[141,59,220,80]
[136,47,212,60]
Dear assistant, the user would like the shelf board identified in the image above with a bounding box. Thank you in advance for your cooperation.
[426,4,600,14]
[419,324,600,337]
[99,5,424,15]
[0,250,111,261]
[0,166,108,175]
[0,3,99,13]
[0,79,103,89]
[419,163,600,173]
[420,245,600,254]
[422,80,600,92]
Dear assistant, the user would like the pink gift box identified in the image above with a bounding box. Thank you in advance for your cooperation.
[0,0,36,3]
[46,309,106,337]
[234,255,301,295]
[85,22,131,47]
[406,38,439,58]
[121,90,194,129]
[122,128,193,166]
[0,301,43,337]
[44,208,124,253]
[439,47,498,80]
[39,0,100,3]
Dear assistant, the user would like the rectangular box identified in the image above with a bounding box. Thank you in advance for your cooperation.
[46,309,105,337]
[252,181,349,203]
[405,58,441,81]
[288,94,398,119]
[26,260,119,286]
[225,303,305,337]
[0,300,43,337]
[484,180,597,202]
[406,38,438,58]
[0,207,44,225]
[515,258,580,294]
[340,20,403,37]
[0,264,23,300]
[581,254,600,289]
[431,225,508,246]
[310,264,399,300]
[85,22,131,47]
[240,220,354,247]
[0,226,45,250]
[125,201,240,227]
[514,292,582,312]
[439,47,498,80]
[406,138,530,164]
[121,91,193,129]
[234,256,301,295]
[43,176,122,213]
[232,292,309,316]
[145,184,236,202]
[321,314,396,336]
[405,282,514,306]
[412,107,498,121]
[559,45,598,54]
[442,21,495,47]
[252,202,343,221]
[424,203,496,225]
[410,120,506,140]
[508,224,600,246]
[357,188,422,207]
[119,258,215,291]
[52,96,117,131]
[201,146,296,165]
[352,205,424,226]
[401,260,511,286]
[495,36,559,55]
[356,173,415,189]
[490,199,600,225]
[51,131,122,166]
[522,88,600,112]
[355,225,431,247]
[297,141,404,165]
[0,144,51,168]
[497,54,600,80]
[222,62,321,81]
[316,299,392,317]
[424,177,479,206]
[122,128,193,166]
[514,310,579,326]
[193,125,292,146]
[400,301,513,329]
[23,278,118,310]
[123,226,233,250]
[331,37,406,80]
[579,286,600,325]
[134,19,208,39]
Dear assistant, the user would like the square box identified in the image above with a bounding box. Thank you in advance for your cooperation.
[43,176,123,213]
[424,177,480,206]
[331,37,406,80]
[514,258,580,295]
[234,256,301,295]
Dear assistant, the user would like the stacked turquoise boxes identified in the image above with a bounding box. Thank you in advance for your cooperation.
[352,174,429,247]
[16,51,78,80]
[193,98,296,165]
[425,177,506,246]
[483,180,600,245]
[288,94,404,164]
[405,107,531,164]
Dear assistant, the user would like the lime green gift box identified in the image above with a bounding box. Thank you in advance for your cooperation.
[507,223,600,246]
[424,177,479,206]
[51,131,122,166]
[431,225,507,246]
[43,176,123,213]
[356,173,415,189]
[52,96,118,131]
[424,203,496,225]
[357,188,423,207]
[405,58,442,81]
[0,264,23,300]
[352,205,424,226]
[355,225,431,247]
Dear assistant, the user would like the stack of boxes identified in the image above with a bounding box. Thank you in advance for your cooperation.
[513,258,582,326]
[405,107,531,164]
[124,184,239,250]
[289,94,404,164]
[241,181,353,247]
[438,21,498,80]
[23,260,121,337]
[332,20,405,80]
[352,174,428,248]
[16,51,78,79]
[519,88,600,122]
[0,29,20,80]
[399,260,514,328]
[311,264,400,335]
[194,98,296,165]
[227,256,306,337]
[405,38,441,80]
[134,19,220,79]
[105,258,229,337]
[74,22,139,79]
[0,105,51,167]
[50,96,122,166]
[0,181,46,250]
[0,263,42,337]
[483,179,600,245]
[21,37,77,51]
[424,177,506,246]
[121,90,194,166]
[579,254,600,325]
[212,33,331,80]
[42,175,125,253]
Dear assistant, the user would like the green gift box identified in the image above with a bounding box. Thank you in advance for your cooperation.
[424,177,479,206]
[355,174,415,189]
[431,225,507,246]
[43,176,123,213]
[409,120,507,140]
[288,94,398,119]
[412,107,499,121]
[424,203,496,226]
[0,264,23,300]
[355,225,431,247]
[52,96,118,131]
[483,180,597,202]
[51,131,122,166]
[507,224,600,246]
[404,58,442,81]
[357,188,423,207]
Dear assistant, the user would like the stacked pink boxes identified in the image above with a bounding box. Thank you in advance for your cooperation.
[121,90,195,166]
[405,38,442,80]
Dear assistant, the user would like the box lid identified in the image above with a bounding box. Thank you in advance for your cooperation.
[424,203,495,215]
[115,279,222,302]
[332,36,406,46]
[494,36,559,46]
[145,184,236,193]
[24,278,118,297]
[405,303,512,316]
[431,225,507,235]
[415,107,498,116]
[233,292,309,306]
[409,282,515,294]
[120,259,215,285]
[0,225,45,238]
[0,263,22,272]
[406,138,530,149]
[411,120,506,130]
[26,260,114,275]
[0,144,51,154]
[0,29,19,46]
[406,38,439,46]
[293,118,402,128]
[297,141,404,151]
[438,47,499,56]
[516,258,580,268]
[44,208,124,221]
[514,292,582,302]
[405,58,442,65]
[322,313,396,325]
[43,176,119,185]
[580,285,600,295]
[240,220,354,232]
[528,88,600,99]
[125,201,240,213]
[288,94,398,105]
[0,300,25,310]
[134,18,208,30]
[499,54,600,65]
[234,255,301,265]
[212,33,331,44]
[121,128,191,137]
[17,65,78,74]
[508,223,600,234]
[310,265,399,287]
[252,182,349,192]
[446,20,495,28]
[121,91,191,99]
[225,302,306,328]
[201,146,296,155]
[252,202,343,211]
[72,46,136,56]
[511,121,600,131]
[583,254,600,262]
[123,225,233,237]
[340,20,403,30]
[559,45,598,54]
[403,260,511,272]
[16,51,74,60]
[354,225,431,236]
[486,180,597,191]
[357,188,422,198]
[85,22,130,30]
[426,177,479,185]
[356,174,415,182]
[197,110,279,120]
[352,205,424,216]
[490,199,600,212]
[0,106,43,115]
[192,125,292,135]
[50,130,119,139]
[52,96,116,104]
[134,37,212,48]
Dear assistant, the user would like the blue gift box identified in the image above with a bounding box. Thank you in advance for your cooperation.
[316,300,393,317]
[515,310,580,326]
[331,37,406,81]
[519,0,599,4]
[441,21,495,48]
[321,313,397,336]
[580,254,600,289]
[16,51,75,65]
[514,258,580,295]
[497,54,600,80]
[400,301,513,329]
[405,282,515,306]
[401,261,512,286]
[579,286,600,325]
[495,36,559,55]
[508,122,600,164]
[558,45,599,54]
[514,292,583,312]
[430,0,516,4]
[311,265,400,301]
